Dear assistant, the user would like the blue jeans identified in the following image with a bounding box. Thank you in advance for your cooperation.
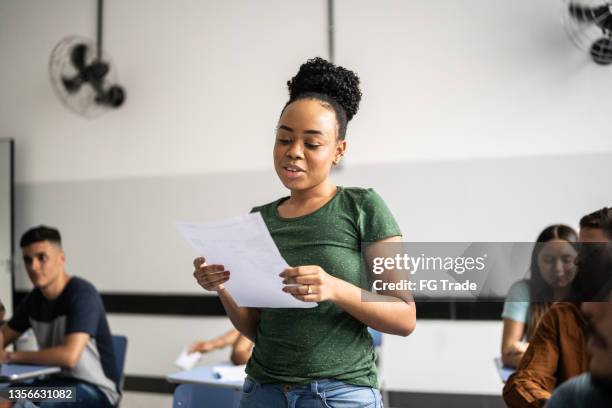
[10,378,113,408]
[239,376,383,408]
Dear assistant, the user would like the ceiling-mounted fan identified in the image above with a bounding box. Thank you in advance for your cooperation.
[49,0,126,117]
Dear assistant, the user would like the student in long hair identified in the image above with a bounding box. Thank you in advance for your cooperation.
[192,57,416,407]
[501,225,579,367]
[503,207,612,408]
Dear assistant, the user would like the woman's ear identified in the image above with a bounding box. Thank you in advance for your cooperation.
[333,140,347,165]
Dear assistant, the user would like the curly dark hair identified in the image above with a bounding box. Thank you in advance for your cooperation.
[284,57,362,140]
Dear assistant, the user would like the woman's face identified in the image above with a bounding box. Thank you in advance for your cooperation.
[536,239,578,289]
[273,99,346,192]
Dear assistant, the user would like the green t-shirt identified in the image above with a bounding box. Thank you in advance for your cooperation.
[245,186,402,388]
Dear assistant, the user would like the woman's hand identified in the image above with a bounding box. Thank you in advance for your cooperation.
[193,257,229,292]
[280,265,341,302]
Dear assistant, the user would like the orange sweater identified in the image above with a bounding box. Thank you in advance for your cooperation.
[503,302,588,408]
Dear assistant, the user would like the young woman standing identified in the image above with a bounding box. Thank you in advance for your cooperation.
[193,57,415,407]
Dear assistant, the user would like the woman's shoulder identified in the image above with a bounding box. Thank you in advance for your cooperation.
[502,280,530,322]
[337,186,387,208]
[250,196,287,214]
[338,186,376,198]
[506,280,530,301]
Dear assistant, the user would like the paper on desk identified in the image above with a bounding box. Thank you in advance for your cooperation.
[176,213,316,308]
[213,364,247,382]
[175,348,202,371]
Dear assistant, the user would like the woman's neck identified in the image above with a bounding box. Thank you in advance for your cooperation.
[552,286,572,301]
[288,180,337,206]
[278,181,337,218]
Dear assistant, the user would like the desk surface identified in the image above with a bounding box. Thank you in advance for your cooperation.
[0,364,61,382]
[494,358,516,383]
[167,363,244,390]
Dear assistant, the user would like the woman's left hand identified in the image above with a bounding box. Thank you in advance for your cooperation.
[280,266,341,302]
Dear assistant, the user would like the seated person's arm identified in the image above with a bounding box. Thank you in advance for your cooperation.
[0,324,22,363]
[503,309,560,408]
[230,335,253,365]
[502,318,529,368]
[4,332,89,369]
[1,301,30,362]
[1,323,22,349]
[188,328,241,353]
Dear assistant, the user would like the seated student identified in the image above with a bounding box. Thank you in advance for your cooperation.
[188,328,253,365]
[501,225,578,367]
[546,283,612,407]
[503,207,612,408]
[0,226,119,408]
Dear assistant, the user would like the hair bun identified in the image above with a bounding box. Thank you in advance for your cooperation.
[287,57,362,121]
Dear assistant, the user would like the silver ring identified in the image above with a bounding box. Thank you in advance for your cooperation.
[307,285,312,295]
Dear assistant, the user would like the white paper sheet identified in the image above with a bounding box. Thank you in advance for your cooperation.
[176,213,316,308]
[174,347,202,371]
[212,364,247,382]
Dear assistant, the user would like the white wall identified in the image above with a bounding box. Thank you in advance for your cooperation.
[3,0,612,185]
[13,152,612,292]
[336,0,612,165]
[0,0,327,183]
[384,320,503,395]
[3,0,611,400]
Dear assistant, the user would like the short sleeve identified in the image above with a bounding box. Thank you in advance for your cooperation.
[65,285,102,336]
[358,189,402,242]
[502,281,530,323]
[7,297,31,334]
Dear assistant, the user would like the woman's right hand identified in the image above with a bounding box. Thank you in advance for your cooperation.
[193,257,230,292]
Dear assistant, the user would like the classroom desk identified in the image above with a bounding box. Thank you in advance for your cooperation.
[0,364,61,383]
[494,358,516,383]
[167,363,243,408]
[167,364,244,389]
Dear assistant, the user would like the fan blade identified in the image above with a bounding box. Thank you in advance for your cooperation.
[70,44,88,71]
[61,74,84,93]
[569,3,612,30]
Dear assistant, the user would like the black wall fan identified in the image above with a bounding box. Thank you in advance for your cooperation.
[563,0,612,65]
[49,0,126,117]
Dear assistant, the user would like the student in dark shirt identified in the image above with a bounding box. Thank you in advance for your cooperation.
[0,226,119,407]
